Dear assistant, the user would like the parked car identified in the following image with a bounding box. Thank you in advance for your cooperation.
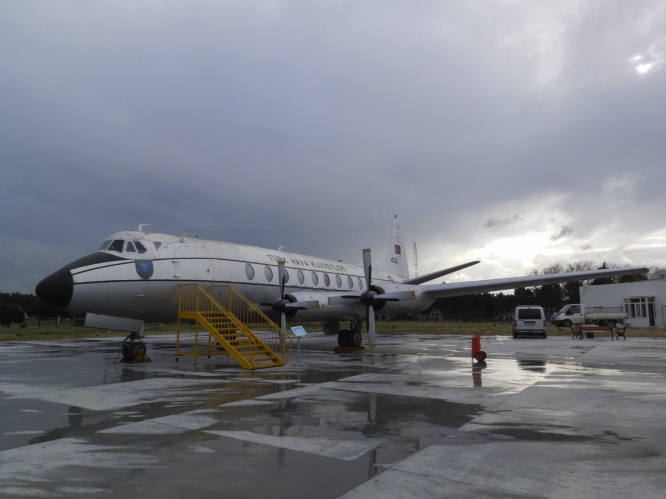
[513,305,547,338]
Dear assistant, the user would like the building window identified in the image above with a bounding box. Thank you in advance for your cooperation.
[625,297,650,318]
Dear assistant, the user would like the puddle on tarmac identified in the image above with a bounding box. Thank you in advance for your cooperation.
[208,390,483,475]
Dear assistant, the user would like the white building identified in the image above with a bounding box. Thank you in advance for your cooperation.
[580,279,666,329]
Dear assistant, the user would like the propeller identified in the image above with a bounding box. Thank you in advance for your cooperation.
[360,248,377,349]
[262,259,288,331]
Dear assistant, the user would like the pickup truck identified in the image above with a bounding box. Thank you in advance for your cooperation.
[551,304,628,327]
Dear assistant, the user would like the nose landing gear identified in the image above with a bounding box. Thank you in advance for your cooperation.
[119,332,150,363]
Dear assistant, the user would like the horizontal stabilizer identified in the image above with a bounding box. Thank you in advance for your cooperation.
[402,261,481,285]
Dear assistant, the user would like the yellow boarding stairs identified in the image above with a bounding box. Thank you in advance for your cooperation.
[177,284,291,369]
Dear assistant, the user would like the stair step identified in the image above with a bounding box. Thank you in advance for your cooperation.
[177,285,288,369]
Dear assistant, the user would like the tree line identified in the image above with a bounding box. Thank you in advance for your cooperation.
[430,261,650,322]
[0,292,63,327]
[0,260,655,327]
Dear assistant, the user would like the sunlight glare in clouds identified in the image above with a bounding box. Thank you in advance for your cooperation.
[632,35,666,75]
[636,63,654,74]
[484,232,571,268]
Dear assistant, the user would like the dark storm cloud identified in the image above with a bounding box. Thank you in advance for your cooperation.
[1,1,665,293]
[551,226,574,241]
[484,215,522,229]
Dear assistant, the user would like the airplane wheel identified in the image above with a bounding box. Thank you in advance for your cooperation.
[132,342,146,359]
[350,331,362,347]
[323,321,341,336]
[337,329,351,347]
[121,341,131,360]
[121,339,146,362]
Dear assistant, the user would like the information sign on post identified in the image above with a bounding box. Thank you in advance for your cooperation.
[290,326,307,364]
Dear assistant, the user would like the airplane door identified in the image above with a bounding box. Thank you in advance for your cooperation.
[172,246,214,282]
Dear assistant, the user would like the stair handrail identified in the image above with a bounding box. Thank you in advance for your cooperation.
[211,284,292,363]
[178,284,291,364]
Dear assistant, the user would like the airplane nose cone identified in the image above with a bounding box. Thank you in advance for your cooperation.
[36,252,126,310]
[36,268,74,309]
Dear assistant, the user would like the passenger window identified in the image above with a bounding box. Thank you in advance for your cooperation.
[324,273,331,287]
[357,277,364,289]
[311,272,319,286]
[245,263,255,281]
[297,270,305,285]
[108,240,124,252]
[347,276,354,289]
[335,275,342,288]
[264,265,274,282]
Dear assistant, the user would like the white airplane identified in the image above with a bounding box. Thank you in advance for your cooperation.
[36,216,647,358]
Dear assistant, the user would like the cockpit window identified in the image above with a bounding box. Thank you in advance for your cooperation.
[108,240,124,253]
[135,241,147,254]
[126,242,137,253]
[98,240,112,251]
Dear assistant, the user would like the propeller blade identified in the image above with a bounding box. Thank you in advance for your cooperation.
[367,305,376,349]
[362,248,376,349]
[278,260,286,331]
[363,248,372,289]
[278,259,286,298]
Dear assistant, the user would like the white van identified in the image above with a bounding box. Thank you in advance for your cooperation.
[513,305,547,338]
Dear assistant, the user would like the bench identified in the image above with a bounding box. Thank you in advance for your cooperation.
[571,324,627,340]
[615,324,629,340]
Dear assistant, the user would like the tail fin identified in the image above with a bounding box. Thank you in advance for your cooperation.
[376,215,410,280]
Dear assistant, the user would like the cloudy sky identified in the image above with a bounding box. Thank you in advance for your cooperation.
[2,1,665,294]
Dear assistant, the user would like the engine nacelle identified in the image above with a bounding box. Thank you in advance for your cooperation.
[284,284,432,322]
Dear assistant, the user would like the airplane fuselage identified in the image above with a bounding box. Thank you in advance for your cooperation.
[36,229,431,325]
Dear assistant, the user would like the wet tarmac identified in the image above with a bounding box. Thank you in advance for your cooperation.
[1,332,666,498]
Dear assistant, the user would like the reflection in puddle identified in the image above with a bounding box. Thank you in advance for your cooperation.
[517,358,547,373]
[212,389,483,477]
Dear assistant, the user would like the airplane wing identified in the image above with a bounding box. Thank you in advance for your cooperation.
[402,260,481,285]
[421,266,649,299]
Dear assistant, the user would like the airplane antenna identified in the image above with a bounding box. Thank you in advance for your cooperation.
[413,241,419,278]
[138,224,151,233]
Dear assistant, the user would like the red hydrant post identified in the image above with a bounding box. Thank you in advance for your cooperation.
[472,330,487,362]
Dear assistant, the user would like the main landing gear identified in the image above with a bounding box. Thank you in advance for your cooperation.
[323,320,365,348]
[119,332,150,363]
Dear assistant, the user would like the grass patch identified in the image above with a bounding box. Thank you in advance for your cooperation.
[2,319,665,341]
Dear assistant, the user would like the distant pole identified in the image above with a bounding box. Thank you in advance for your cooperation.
[413,241,418,278]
